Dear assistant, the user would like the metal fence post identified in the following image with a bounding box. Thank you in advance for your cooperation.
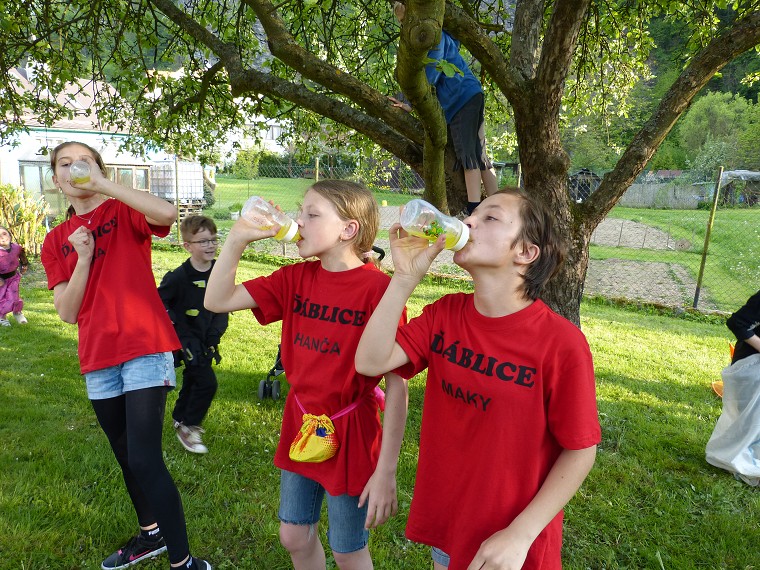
[693,166,724,308]
[175,154,181,242]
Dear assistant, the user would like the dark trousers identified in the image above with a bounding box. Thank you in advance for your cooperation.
[172,363,218,426]
[91,387,190,564]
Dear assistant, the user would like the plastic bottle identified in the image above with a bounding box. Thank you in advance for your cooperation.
[240,196,301,242]
[399,199,469,251]
[69,160,91,184]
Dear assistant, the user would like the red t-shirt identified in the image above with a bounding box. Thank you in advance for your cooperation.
[396,294,601,570]
[41,199,180,374]
[244,261,402,496]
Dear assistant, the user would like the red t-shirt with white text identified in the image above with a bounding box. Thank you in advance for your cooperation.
[41,199,180,374]
[244,261,403,496]
[396,294,601,570]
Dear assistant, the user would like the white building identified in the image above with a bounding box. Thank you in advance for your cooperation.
[0,68,203,219]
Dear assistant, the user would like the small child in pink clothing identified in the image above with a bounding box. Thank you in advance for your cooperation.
[0,226,29,326]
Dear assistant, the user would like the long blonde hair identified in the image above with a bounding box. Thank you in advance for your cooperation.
[308,180,380,265]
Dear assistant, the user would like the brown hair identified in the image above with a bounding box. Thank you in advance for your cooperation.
[180,215,217,242]
[50,142,108,220]
[495,186,566,300]
[50,141,107,177]
[308,180,380,264]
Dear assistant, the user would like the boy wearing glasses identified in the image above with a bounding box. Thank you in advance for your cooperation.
[159,215,228,454]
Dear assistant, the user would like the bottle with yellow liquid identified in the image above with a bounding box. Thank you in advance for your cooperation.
[399,199,469,251]
[240,196,301,242]
[69,160,91,184]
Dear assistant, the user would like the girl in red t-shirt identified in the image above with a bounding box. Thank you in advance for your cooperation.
[206,180,407,570]
[356,188,601,570]
[41,142,211,570]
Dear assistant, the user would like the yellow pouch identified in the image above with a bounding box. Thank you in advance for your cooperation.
[289,413,340,463]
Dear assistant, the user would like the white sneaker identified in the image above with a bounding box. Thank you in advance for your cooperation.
[0,319,10,327]
[175,423,208,454]
[13,312,27,324]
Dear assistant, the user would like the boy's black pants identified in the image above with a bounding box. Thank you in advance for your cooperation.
[172,363,218,426]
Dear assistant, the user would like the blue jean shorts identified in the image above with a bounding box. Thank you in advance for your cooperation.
[278,469,369,554]
[432,546,450,567]
[84,352,176,400]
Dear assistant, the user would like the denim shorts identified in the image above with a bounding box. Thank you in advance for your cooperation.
[84,352,176,400]
[278,469,369,554]
[432,546,450,567]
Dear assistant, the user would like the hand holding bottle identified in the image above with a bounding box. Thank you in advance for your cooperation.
[240,196,300,242]
[228,209,280,246]
[67,157,105,190]
[388,222,446,283]
[399,199,469,251]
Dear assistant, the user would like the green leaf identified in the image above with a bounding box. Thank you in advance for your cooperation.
[437,60,464,78]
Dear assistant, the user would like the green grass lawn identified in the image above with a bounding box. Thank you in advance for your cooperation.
[212,176,416,213]
[1,248,757,569]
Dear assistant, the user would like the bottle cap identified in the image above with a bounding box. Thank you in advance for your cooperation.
[281,222,299,242]
[450,224,469,251]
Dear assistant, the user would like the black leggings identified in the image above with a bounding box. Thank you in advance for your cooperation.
[91,387,190,564]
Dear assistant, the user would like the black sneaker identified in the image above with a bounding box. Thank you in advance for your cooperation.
[101,534,167,569]
[193,559,213,570]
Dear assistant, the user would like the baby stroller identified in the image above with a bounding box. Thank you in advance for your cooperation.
[256,246,385,401]
[259,345,285,400]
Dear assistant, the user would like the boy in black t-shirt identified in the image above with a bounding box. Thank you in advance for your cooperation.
[159,216,228,454]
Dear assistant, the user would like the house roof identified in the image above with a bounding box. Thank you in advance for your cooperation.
[10,67,119,133]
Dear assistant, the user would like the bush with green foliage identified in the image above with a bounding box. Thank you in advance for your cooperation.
[232,148,262,179]
[0,184,48,255]
[206,208,232,220]
[686,138,737,182]
[203,178,216,208]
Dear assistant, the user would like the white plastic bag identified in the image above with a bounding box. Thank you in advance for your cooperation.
[705,353,760,486]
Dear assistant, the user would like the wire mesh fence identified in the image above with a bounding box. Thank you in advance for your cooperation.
[194,164,759,314]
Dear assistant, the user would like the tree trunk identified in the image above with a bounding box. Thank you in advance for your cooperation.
[512,93,588,325]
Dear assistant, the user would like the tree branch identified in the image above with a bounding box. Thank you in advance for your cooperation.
[231,67,423,169]
[394,0,449,205]
[441,2,522,101]
[242,0,422,143]
[148,0,423,166]
[535,0,592,112]
[583,10,760,230]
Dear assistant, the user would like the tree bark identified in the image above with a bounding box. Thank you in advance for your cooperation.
[395,0,449,210]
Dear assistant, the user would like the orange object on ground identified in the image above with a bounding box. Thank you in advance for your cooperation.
[712,344,736,398]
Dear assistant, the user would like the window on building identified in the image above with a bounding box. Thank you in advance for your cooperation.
[117,167,133,188]
[19,162,151,220]
[135,168,149,190]
[19,162,66,219]
[265,124,282,140]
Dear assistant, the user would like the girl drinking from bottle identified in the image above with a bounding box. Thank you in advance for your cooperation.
[41,141,211,570]
[205,180,407,570]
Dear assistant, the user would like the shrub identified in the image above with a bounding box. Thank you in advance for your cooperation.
[203,178,216,208]
[206,208,232,220]
[0,184,48,255]
[232,148,261,179]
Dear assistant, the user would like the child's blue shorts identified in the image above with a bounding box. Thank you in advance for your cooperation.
[278,469,369,554]
[84,352,176,400]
